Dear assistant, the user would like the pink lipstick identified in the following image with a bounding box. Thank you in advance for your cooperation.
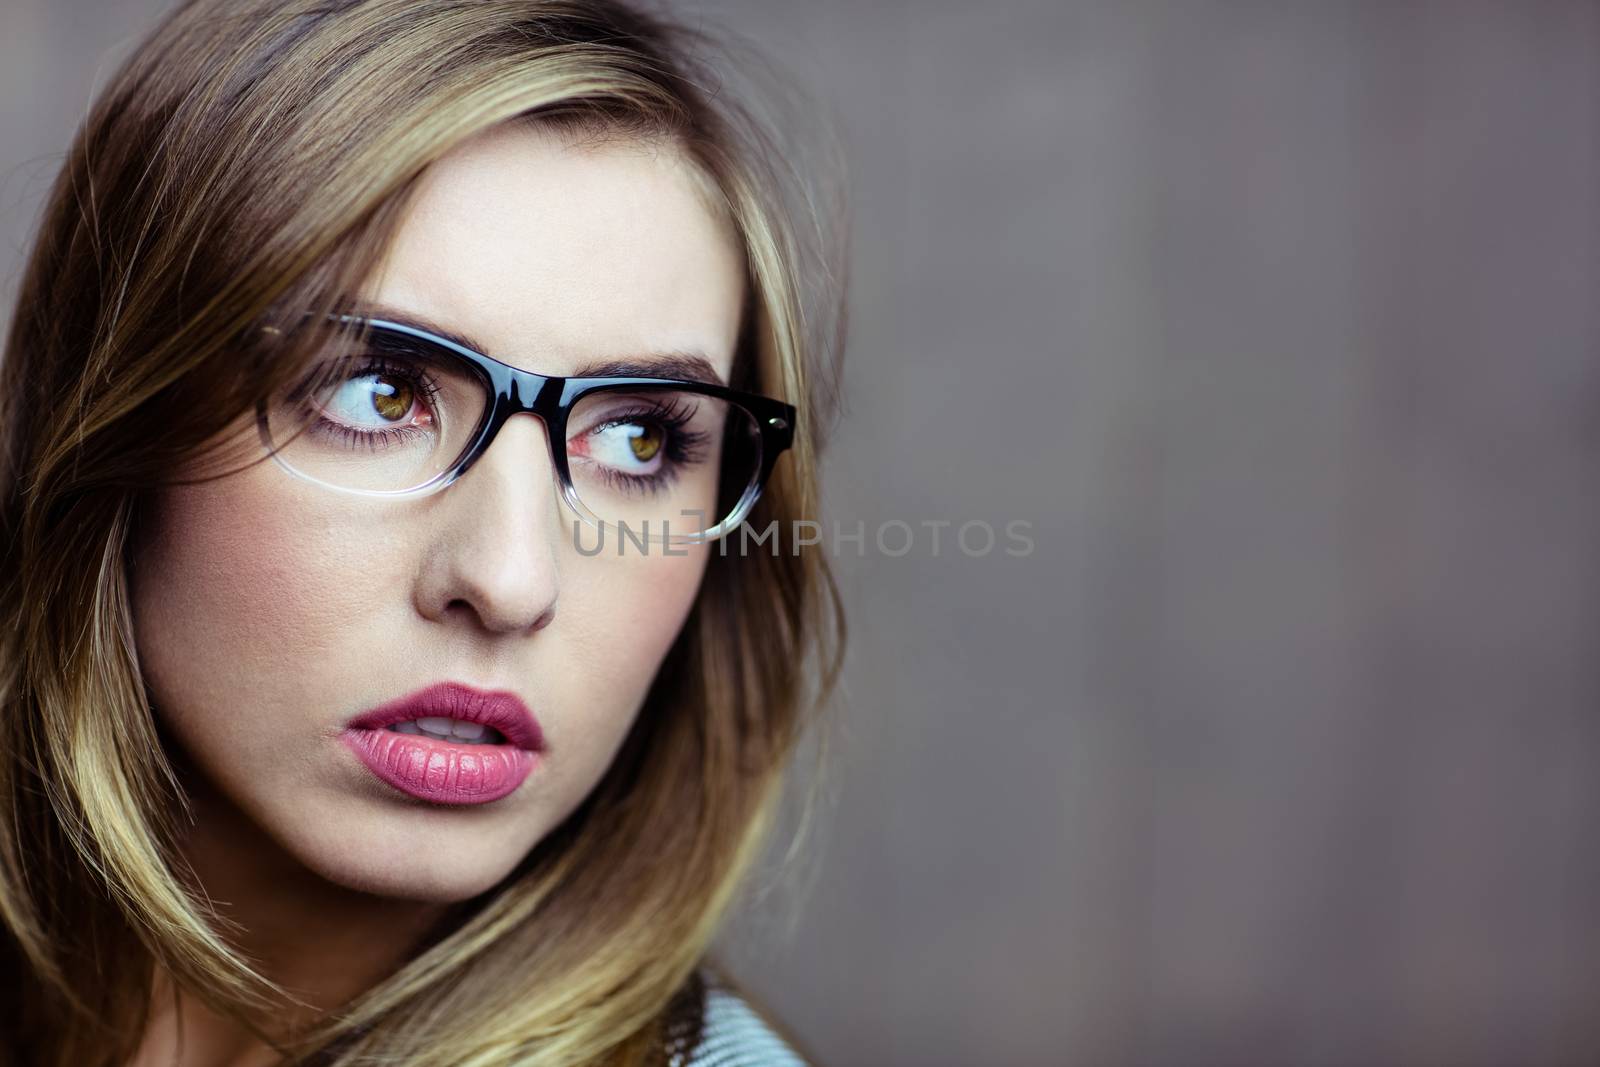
[341,681,543,805]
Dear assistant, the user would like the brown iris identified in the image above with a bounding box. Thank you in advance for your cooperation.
[370,376,413,422]
[629,425,663,462]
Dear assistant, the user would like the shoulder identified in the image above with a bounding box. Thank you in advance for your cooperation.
[673,969,815,1067]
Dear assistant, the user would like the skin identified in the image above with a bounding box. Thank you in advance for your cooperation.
[125,122,746,1065]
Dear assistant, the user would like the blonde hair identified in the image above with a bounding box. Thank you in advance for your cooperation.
[0,1,848,1064]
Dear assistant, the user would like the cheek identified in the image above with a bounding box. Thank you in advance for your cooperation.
[129,473,374,770]
[569,552,707,650]
[546,548,711,749]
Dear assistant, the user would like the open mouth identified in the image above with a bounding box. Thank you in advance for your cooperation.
[341,682,543,804]
[385,717,508,745]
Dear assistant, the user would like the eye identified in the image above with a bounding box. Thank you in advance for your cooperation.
[297,352,447,440]
[585,419,668,472]
[320,368,431,430]
[565,390,715,500]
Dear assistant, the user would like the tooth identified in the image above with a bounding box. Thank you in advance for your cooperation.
[384,718,501,744]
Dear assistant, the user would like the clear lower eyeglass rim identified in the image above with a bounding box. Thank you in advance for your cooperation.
[259,444,762,545]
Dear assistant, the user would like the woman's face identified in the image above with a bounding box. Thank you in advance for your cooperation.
[130,123,745,903]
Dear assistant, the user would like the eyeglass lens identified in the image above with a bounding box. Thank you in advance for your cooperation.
[260,324,765,539]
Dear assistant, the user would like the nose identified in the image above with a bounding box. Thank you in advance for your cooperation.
[413,412,562,635]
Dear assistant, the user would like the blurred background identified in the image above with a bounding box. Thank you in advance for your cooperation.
[5,2,1599,1065]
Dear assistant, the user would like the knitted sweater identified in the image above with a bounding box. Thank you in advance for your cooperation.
[662,970,812,1067]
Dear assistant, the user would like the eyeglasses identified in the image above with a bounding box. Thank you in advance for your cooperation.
[255,314,795,544]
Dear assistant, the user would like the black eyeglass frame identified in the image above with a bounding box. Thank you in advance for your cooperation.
[254,314,796,544]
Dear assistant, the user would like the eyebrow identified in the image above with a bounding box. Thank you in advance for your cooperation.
[342,300,728,386]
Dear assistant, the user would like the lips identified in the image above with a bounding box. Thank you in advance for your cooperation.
[341,681,544,805]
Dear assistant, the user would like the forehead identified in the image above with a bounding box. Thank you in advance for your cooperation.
[361,122,747,381]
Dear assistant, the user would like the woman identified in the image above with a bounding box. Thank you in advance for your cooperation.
[0,1,848,1064]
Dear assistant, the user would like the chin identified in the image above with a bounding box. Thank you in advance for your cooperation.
[300,834,523,903]
[324,863,508,904]
[249,792,538,904]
